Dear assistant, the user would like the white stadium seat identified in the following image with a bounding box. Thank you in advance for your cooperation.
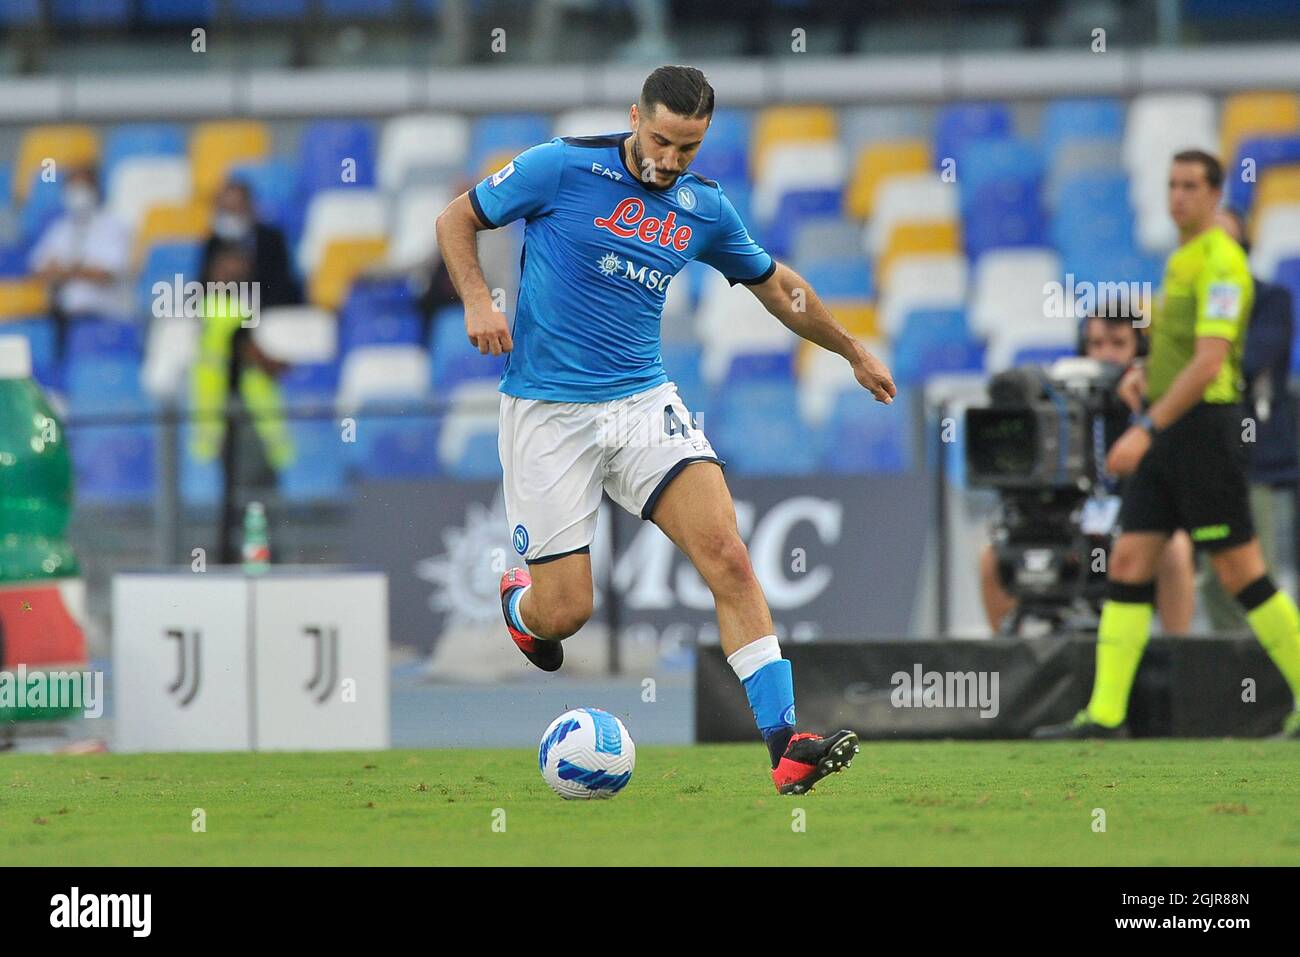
[108,156,192,232]
[694,269,796,384]
[438,379,500,468]
[141,316,199,401]
[296,188,388,275]
[553,108,629,139]
[752,141,847,222]
[388,185,452,271]
[877,253,968,337]
[252,305,338,365]
[337,344,429,413]
[377,113,471,192]
[1250,203,1300,279]
[864,173,958,257]
[798,337,890,427]
[969,247,1062,337]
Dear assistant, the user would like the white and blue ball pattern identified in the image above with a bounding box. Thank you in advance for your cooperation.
[538,708,635,799]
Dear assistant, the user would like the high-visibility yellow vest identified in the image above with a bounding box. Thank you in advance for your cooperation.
[189,291,295,470]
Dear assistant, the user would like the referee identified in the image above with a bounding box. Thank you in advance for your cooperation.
[1034,150,1300,739]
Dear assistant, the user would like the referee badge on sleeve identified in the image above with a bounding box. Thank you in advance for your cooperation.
[1206,282,1242,321]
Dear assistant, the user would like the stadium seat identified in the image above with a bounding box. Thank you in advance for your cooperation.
[818,389,912,474]
[101,123,187,185]
[52,0,129,25]
[70,425,155,506]
[686,107,752,185]
[696,271,797,384]
[723,349,796,386]
[933,102,1012,169]
[877,253,968,336]
[660,341,704,404]
[1254,165,1300,213]
[189,120,271,200]
[964,185,1047,259]
[1,319,57,384]
[140,0,214,22]
[14,125,99,204]
[350,405,441,480]
[878,222,962,289]
[432,351,506,396]
[751,105,838,181]
[18,173,64,248]
[66,317,144,360]
[1040,98,1124,162]
[1123,94,1216,219]
[309,238,389,310]
[864,174,956,257]
[796,338,889,426]
[762,191,843,258]
[0,0,40,24]
[1044,140,1125,211]
[228,158,298,233]
[377,113,471,191]
[141,315,199,401]
[297,188,387,275]
[388,185,452,270]
[279,361,342,408]
[1251,203,1300,279]
[711,380,818,476]
[844,138,930,219]
[321,0,398,17]
[553,108,628,139]
[254,305,338,365]
[279,418,348,503]
[957,138,1044,214]
[449,430,503,480]
[134,200,212,262]
[0,280,49,320]
[1220,91,1300,170]
[438,380,499,471]
[340,312,422,354]
[136,242,202,318]
[107,155,192,232]
[1229,134,1300,211]
[791,219,867,270]
[801,258,873,301]
[752,141,847,222]
[231,0,307,20]
[891,309,984,385]
[468,113,554,177]
[337,344,429,413]
[296,119,378,202]
[969,248,1062,337]
[986,328,1076,373]
[840,105,931,152]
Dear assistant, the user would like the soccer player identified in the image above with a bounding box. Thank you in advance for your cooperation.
[1034,150,1300,739]
[436,65,895,792]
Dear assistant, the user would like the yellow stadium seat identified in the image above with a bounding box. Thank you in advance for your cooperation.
[1255,164,1300,212]
[877,222,961,288]
[796,300,877,375]
[310,238,389,310]
[0,280,50,319]
[1221,91,1300,164]
[134,201,212,262]
[752,106,838,180]
[480,148,518,181]
[845,140,931,219]
[14,125,100,203]
[190,120,271,200]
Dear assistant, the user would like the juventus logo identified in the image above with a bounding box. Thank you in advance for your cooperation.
[164,628,201,706]
[303,625,339,704]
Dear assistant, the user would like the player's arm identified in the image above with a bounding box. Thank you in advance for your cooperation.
[750,260,897,404]
[435,191,511,356]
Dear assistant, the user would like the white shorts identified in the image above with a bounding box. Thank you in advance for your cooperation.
[498,380,725,564]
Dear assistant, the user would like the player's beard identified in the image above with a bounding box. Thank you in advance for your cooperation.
[631,134,680,188]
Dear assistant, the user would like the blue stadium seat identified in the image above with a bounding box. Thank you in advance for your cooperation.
[1041,98,1124,160]
[0,0,41,24]
[468,114,554,174]
[689,108,752,186]
[723,349,796,385]
[178,423,221,507]
[433,351,505,394]
[71,425,155,506]
[137,242,202,316]
[52,0,129,26]
[66,357,149,411]
[350,409,441,480]
[959,138,1044,213]
[660,341,703,402]
[711,381,818,476]
[20,173,64,249]
[231,0,306,20]
[449,430,502,480]
[228,158,298,232]
[322,0,397,16]
[296,120,377,201]
[103,124,187,186]
[0,165,11,207]
[1054,203,1137,263]
[1012,343,1077,367]
[66,318,144,360]
[934,102,1013,169]
[892,310,984,386]
[965,184,1047,258]
[801,257,874,301]
[1230,134,1300,211]
[2,319,57,384]
[140,0,214,22]
[279,361,341,406]
[818,390,912,474]
[280,420,348,503]
[0,243,27,278]
[341,313,422,354]
[1061,250,1164,289]
[762,190,843,258]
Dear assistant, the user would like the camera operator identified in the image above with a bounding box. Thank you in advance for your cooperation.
[978,311,1195,636]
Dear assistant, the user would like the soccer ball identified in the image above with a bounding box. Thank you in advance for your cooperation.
[538,708,635,799]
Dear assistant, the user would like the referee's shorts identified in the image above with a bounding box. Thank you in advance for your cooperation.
[1114,401,1256,552]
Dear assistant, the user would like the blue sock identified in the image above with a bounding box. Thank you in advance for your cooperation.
[742,659,796,768]
[506,585,539,638]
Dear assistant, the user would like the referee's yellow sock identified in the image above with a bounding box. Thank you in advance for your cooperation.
[1237,576,1300,709]
[1085,582,1155,728]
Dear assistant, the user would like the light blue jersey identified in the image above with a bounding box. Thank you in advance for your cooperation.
[470,131,775,402]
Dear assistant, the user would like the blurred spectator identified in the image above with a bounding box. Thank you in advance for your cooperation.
[1198,207,1298,630]
[979,312,1196,635]
[200,179,301,310]
[190,245,295,563]
[28,165,132,361]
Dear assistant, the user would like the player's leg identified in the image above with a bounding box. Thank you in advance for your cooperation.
[514,551,595,640]
[1208,538,1300,732]
[979,543,1017,634]
[1154,530,1195,635]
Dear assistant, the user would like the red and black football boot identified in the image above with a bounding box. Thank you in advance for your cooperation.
[772,729,860,795]
[500,567,563,672]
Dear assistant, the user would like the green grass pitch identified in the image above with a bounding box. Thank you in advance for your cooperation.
[3,740,1298,865]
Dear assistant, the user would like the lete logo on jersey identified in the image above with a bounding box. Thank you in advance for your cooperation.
[593,198,692,250]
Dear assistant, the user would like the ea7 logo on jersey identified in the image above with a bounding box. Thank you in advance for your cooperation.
[489,162,516,187]
[1205,281,1243,321]
[594,197,692,251]
[590,162,623,182]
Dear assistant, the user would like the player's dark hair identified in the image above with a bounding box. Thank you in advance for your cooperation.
[1077,297,1149,358]
[1172,149,1223,190]
[640,65,714,121]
